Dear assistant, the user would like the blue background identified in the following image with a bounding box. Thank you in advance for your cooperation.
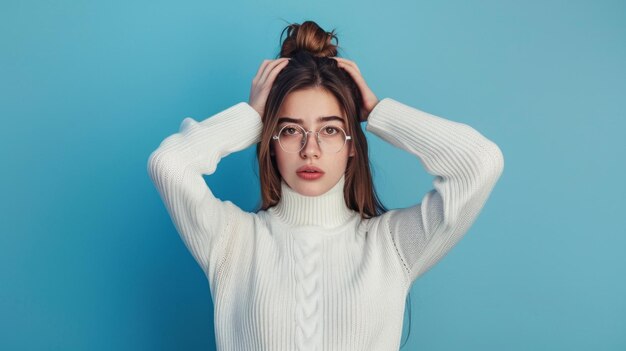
[1,0,625,350]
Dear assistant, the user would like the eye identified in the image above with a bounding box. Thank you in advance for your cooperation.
[280,125,301,136]
[321,126,339,135]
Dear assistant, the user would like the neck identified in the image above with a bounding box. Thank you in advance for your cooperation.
[269,174,356,228]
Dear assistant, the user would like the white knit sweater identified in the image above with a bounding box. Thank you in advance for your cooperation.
[147,97,504,351]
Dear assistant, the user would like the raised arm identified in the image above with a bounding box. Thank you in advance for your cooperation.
[147,58,288,283]
[147,102,262,281]
[366,98,504,285]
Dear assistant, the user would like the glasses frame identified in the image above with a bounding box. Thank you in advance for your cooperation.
[272,123,352,154]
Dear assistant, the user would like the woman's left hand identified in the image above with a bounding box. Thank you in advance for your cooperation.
[332,57,379,123]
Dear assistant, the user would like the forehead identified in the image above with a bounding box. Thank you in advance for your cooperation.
[277,88,346,125]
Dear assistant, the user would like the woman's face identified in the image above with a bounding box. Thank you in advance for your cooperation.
[272,87,354,197]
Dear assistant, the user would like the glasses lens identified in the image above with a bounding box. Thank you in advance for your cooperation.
[318,125,347,153]
[278,124,306,153]
[277,124,348,153]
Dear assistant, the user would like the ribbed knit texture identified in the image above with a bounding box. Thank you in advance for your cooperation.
[147,98,504,351]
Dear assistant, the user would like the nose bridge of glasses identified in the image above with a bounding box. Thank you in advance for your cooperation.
[302,129,321,148]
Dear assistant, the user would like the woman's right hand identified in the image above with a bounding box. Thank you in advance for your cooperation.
[248,58,290,121]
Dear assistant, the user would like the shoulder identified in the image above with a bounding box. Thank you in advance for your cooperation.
[357,210,393,238]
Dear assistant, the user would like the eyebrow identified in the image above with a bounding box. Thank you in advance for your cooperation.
[277,116,345,125]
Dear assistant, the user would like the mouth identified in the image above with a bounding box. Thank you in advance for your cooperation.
[296,166,325,174]
[297,171,324,180]
[296,165,325,180]
[298,170,322,174]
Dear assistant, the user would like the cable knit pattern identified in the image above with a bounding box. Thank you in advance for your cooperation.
[147,97,504,350]
[293,233,323,351]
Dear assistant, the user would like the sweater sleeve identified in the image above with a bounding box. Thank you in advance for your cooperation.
[365,98,504,285]
[147,102,262,281]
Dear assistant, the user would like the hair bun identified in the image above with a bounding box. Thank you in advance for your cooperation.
[279,20,339,58]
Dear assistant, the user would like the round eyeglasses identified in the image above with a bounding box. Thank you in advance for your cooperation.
[272,124,352,153]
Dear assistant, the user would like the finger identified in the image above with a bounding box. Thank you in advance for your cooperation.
[336,60,366,87]
[332,57,361,73]
[336,61,361,75]
[338,62,376,110]
[259,58,289,84]
[254,59,271,81]
[260,59,289,87]
[265,59,290,86]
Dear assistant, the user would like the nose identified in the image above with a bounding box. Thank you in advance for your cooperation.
[300,131,321,158]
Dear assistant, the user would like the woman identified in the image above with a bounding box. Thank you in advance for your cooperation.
[148,20,504,351]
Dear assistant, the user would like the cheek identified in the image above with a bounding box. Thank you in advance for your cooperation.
[329,152,350,172]
[274,151,293,173]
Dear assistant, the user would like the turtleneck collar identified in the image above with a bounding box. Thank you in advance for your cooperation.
[268,174,356,228]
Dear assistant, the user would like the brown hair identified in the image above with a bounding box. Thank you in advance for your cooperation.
[254,20,388,219]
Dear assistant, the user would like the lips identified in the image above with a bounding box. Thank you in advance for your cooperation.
[296,165,325,174]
